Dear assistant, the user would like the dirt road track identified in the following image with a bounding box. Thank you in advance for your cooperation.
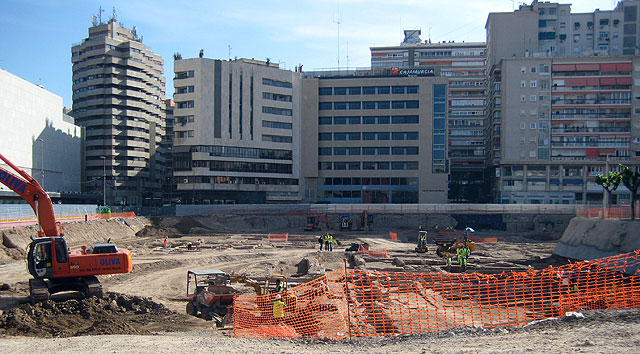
[1,308,640,354]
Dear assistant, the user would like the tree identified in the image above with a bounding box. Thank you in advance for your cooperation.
[620,164,640,220]
[173,52,182,61]
[199,49,204,58]
[595,171,621,218]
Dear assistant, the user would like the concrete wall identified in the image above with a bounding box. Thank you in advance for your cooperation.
[554,217,640,260]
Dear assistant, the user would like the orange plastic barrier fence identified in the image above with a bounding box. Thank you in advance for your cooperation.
[389,232,398,241]
[233,250,640,339]
[470,236,498,243]
[575,207,640,220]
[98,212,137,220]
[357,244,388,258]
[268,233,289,241]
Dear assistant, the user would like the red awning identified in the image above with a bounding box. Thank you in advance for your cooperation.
[600,77,617,85]
[600,63,617,72]
[585,148,598,157]
[565,78,587,86]
[617,77,633,85]
[587,78,600,86]
[553,64,576,71]
[617,63,633,72]
[575,63,599,71]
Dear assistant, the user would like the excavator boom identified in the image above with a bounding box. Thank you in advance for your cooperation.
[0,153,59,236]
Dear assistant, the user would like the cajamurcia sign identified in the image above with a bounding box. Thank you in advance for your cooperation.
[390,67,435,76]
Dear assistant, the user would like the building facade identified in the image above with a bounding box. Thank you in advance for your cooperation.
[0,68,82,201]
[301,69,449,204]
[371,31,488,202]
[172,58,302,204]
[162,99,175,204]
[71,17,166,206]
[485,0,640,204]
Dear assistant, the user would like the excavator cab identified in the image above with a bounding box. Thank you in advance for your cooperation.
[264,274,288,294]
[26,237,68,279]
[305,216,321,231]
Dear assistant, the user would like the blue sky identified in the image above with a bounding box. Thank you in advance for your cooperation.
[0,0,613,108]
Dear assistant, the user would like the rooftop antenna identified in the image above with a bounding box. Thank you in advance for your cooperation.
[111,6,117,21]
[346,42,349,70]
[333,1,341,70]
[228,45,232,60]
[98,6,104,24]
[429,27,432,43]
[512,0,515,10]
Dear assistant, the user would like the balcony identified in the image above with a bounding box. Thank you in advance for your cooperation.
[551,127,630,134]
[551,99,630,105]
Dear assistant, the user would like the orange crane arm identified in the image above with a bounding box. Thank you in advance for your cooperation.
[0,153,60,236]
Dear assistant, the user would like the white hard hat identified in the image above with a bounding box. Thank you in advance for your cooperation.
[275,294,282,299]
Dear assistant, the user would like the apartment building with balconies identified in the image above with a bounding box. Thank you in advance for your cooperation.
[71,17,166,206]
[485,0,640,204]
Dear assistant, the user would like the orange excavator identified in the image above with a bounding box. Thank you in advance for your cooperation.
[0,153,132,303]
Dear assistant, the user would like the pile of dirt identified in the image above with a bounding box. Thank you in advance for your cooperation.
[135,225,181,238]
[0,230,24,264]
[0,292,200,337]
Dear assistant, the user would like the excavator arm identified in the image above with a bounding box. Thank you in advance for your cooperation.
[229,275,263,296]
[0,153,60,236]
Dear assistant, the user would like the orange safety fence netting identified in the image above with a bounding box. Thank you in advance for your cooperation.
[357,244,388,258]
[233,250,640,339]
[99,212,137,219]
[389,232,398,241]
[268,233,289,241]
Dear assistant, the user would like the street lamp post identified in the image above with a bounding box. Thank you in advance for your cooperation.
[37,138,44,190]
[100,156,106,206]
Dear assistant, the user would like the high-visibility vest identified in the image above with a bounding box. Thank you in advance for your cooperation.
[273,300,285,318]
[328,235,334,243]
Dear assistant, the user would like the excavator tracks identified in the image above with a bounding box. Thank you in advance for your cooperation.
[29,278,50,304]
[84,276,104,298]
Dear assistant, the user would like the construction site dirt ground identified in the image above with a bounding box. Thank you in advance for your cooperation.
[1,216,640,353]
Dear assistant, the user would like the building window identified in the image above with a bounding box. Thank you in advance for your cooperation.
[319,117,332,125]
[262,78,292,88]
[319,87,332,95]
[530,80,537,87]
[521,67,526,74]
[521,81,526,87]
[262,106,292,116]
[319,102,332,110]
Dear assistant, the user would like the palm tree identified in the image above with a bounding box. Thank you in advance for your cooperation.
[173,52,182,61]
[620,164,640,220]
[595,171,621,218]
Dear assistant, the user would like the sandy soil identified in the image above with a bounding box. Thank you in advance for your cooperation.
[1,218,639,353]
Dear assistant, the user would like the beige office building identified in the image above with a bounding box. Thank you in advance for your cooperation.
[172,58,302,204]
[71,17,166,206]
[371,30,488,202]
[301,69,448,204]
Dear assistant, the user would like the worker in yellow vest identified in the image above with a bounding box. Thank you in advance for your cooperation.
[273,294,286,324]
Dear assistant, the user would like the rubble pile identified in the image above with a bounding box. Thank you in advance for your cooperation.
[0,292,194,337]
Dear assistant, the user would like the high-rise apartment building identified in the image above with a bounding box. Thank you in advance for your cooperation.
[371,30,488,202]
[71,17,166,206]
[485,0,640,204]
[162,99,175,204]
[172,58,302,204]
[300,69,449,204]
